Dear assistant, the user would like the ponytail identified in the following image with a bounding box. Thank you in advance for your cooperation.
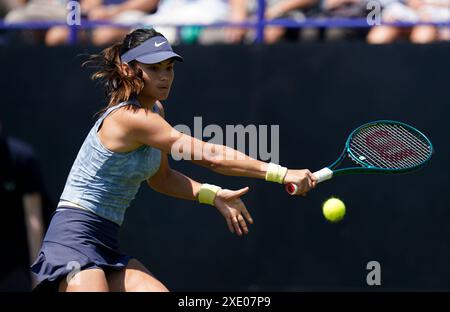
[83,42,144,116]
[83,28,165,116]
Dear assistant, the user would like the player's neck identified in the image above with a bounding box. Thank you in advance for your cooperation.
[136,94,156,110]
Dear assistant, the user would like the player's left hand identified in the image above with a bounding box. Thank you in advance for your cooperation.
[214,187,253,236]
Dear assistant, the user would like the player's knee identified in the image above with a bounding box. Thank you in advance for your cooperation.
[125,272,169,292]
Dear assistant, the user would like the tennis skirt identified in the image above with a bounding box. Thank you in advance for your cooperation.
[31,206,132,292]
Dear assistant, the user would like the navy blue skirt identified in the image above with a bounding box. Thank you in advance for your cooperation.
[31,207,132,291]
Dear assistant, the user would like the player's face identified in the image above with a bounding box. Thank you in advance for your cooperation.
[138,59,175,101]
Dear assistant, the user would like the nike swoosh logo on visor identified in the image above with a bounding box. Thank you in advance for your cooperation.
[155,41,166,47]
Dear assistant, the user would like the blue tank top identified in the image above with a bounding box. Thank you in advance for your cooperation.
[60,101,162,225]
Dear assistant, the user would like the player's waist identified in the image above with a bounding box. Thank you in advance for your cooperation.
[57,200,89,211]
[57,196,128,226]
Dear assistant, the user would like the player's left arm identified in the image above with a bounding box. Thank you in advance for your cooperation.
[147,102,253,235]
[146,102,200,200]
[147,158,252,235]
[147,102,236,201]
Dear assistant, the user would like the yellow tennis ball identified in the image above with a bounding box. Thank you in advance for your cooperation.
[322,197,346,222]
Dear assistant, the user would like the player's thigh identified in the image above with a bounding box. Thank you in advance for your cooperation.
[107,258,169,292]
[59,268,109,292]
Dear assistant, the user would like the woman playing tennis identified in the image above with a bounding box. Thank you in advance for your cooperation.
[31,28,317,292]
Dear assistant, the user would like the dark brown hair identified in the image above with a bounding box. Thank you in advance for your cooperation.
[83,28,165,115]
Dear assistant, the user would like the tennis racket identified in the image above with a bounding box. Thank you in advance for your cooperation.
[286,120,433,195]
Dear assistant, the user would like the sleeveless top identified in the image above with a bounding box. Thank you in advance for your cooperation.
[59,101,162,225]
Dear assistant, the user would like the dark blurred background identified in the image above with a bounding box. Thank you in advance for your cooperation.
[1,42,448,291]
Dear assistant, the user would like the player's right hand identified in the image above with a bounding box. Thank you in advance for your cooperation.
[283,169,317,196]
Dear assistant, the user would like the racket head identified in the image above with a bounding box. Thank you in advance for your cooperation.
[285,120,433,195]
[344,120,433,173]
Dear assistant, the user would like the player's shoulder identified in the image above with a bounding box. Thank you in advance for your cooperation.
[115,103,164,130]
[119,101,165,118]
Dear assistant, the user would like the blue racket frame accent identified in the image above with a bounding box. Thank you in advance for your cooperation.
[327,120,434,177]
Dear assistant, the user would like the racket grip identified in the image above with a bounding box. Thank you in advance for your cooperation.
[285,168,333,195]
[285,183,299,195]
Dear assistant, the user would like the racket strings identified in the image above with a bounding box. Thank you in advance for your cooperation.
[349,123,431,169]
[351,139,404,169]
[376,124,430,161]
[354,125,429,168]
[358,126,426,168]
[351,140,396,168]
[353,124,430,168]
[383,124,430,155]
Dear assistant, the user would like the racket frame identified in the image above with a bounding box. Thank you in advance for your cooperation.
[332,120,434,177]
[286,120,433,195]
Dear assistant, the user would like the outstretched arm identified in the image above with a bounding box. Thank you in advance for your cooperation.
[124,107,316,195]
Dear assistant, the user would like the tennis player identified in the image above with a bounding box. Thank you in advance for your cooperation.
[31,28,317,292]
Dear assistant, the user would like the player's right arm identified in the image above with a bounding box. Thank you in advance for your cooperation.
[123,107,316,194]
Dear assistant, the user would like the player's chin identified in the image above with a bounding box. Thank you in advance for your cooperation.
[157,89,170,100]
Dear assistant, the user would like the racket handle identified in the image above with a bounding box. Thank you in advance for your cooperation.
[285,183,299,195]
[285,167,333,195]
